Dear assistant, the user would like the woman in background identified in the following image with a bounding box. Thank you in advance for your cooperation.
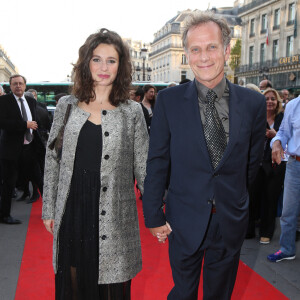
[42,28,148,300]
[248,88,285,244]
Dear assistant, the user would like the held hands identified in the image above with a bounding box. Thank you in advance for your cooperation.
[149,222,172,243]
[272,140,284,165]
[27,121,38,130]
[43,219,54,235]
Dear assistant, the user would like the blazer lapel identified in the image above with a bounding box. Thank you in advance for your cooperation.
[182,81,212,165]
[216,82,242,170]
[10,93,23,119]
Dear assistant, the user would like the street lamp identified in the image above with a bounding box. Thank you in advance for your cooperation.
[141,46,148,81]
[135,66,141,81]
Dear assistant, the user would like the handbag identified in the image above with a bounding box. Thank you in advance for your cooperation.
[48,104,72,162]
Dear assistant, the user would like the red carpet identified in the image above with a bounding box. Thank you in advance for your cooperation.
[15,194,288,300]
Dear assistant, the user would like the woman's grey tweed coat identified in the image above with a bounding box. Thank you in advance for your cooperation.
[42,95,149,284]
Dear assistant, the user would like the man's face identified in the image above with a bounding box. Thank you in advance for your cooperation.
[10,77,26,97]
[282,90,289,101]
[129,89,136,100]
[185,22,230,89]
[145,88,155,100]
[259,80,268,91]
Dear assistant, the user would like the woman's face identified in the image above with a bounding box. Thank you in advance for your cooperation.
[265,91,278,113]
[89,43,119,87]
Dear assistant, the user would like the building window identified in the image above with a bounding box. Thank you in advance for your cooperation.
[288,3,295,22]
[249,46,254,66]
[261,14,267,34]
[273,8,280,30]
[181,54,188,65]
[181,71,187,82]
[272,40,279,60]
[286,36,294,57]
[250,19,255,37]
[260,43,266,63]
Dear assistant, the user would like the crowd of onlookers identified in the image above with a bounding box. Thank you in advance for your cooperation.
[241,79,300,263]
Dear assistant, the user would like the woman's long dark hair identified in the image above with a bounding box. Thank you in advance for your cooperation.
[72,28,132,106]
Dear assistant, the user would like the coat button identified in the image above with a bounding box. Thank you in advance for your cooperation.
[104,131,109,137]
[102,235,107,240]
[102,187,107,192]
[102,110,107,115]
[213,173,219,178]
[101,210,106,216]
[104,155,109,160]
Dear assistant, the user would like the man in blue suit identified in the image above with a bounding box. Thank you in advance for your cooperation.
[143,11,266,300]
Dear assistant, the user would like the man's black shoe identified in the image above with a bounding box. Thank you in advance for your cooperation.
[245,232,255,239]
[1,216,22,224]
[16,192,30,202]
[26,192,39,204]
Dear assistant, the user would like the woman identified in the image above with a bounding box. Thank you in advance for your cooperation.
[248,88,285,244]
[42,29,149,299]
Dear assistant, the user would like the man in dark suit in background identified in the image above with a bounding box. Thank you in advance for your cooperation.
[143,12,266,300]
[0,75,44,224]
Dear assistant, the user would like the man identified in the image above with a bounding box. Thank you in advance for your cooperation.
[267,96,300,262]
[259,79,272,91]
[0,75,44,224]
[281,89,290,105]
[143,11,266,300]
[141,84,156,117]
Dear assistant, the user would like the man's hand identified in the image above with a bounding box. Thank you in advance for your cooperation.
[27,121,38,130]
[272,140,284,165]
[149,222,172,243]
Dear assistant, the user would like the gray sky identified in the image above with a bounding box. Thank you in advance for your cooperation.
[0,0,235,82]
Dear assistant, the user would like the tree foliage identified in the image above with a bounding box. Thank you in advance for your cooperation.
[229,39,241,71]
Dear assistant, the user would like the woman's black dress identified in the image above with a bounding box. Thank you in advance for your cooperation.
[55,120,131,300]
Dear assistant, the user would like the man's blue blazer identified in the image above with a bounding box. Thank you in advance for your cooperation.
[143,80,266,254]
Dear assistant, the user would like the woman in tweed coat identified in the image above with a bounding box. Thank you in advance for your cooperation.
[42,29,149,299]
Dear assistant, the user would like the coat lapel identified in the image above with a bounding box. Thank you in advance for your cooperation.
[182,81,212,165]
[10,93,23,119]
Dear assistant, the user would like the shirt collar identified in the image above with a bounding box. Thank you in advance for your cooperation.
[13,93,26,101]
[195,77,226,102]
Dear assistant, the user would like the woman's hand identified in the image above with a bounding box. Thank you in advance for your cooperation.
[266,128,276,139]
[43,219,54,234]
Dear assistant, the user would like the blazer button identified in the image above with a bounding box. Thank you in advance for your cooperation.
[102,187,107,192]
[102,110,107,115]
[213,173,219,178]
[101,210,106,216]
[104,131,109,137]
[102,235,107,240]
[104,155,109,160]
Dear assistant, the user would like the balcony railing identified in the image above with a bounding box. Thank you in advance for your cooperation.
[238,0,270,14]
[149,43,182,57]
[152,28,181,44]
[235,59,282,74]
[287,20,295,26]
[273,25,280,30]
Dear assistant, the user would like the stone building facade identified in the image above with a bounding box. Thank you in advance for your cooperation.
[0,46,18,82]
[123,38,152,82]
[236,0,300,93]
